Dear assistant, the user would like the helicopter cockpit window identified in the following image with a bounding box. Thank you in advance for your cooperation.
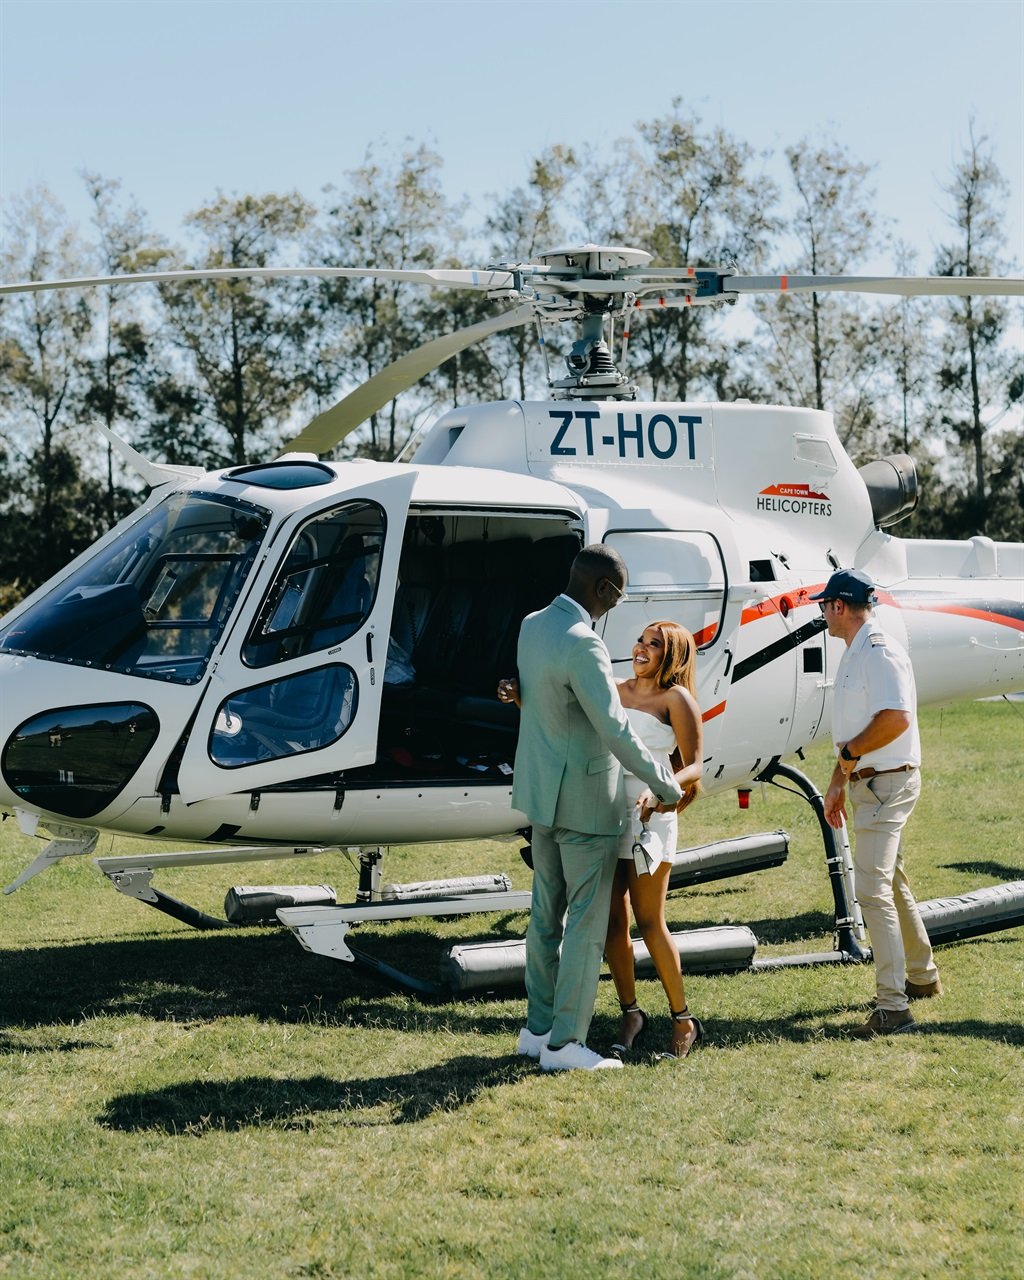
[0,493,269,684]
[242,500,385,667]
[209,664,357,767]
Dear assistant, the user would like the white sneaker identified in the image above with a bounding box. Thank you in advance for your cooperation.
[516,1027,550,1059]
[540,1041,624,1072]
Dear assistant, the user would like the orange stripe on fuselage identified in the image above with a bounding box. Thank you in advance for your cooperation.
[884,597,1024,630]
[702,701,726,722]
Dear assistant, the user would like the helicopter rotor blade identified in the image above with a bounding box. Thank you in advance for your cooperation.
[0,265,520,298]
[724,274,1024,298]
[283,303,537,456]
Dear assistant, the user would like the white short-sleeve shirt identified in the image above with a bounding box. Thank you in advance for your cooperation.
[831,619,921,770]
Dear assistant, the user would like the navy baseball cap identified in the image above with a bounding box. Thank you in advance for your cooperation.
[809,568,877,605]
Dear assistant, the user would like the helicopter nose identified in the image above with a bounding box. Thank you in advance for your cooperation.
[0,656,160,820]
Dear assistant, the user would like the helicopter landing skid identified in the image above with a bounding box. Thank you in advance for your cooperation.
[94,841,532,996]
[95,843,332,931]
[277,890,532,999]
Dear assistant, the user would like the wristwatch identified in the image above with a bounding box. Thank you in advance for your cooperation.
[840,744,860,763]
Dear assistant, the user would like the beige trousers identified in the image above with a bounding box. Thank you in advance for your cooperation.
[850,770,939,1012]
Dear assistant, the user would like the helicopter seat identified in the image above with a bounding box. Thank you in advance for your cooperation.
[406,540,486,685]
[237,667,355,761]
[451,538,531,693]
[307,534,378,651]
[524,534,579,613]
[378,541,482,748]
[453,533,579,738]
[387,544,443,671]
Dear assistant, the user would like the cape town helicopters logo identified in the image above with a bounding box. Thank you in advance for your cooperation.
[757,483,832,516]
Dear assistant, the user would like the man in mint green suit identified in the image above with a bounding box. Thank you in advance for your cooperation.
[509,545,683,1071]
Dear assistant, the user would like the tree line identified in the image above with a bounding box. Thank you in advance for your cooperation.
[1,104,1020,608]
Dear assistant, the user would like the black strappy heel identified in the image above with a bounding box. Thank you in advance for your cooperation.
[610,1001,649,1060]
[658,1006,704,1060]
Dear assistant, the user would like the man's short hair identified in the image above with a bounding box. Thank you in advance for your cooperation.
[572,544,626,583]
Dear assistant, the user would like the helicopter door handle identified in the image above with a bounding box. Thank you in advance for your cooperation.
[722,647,733,678]
[366,632,374,663]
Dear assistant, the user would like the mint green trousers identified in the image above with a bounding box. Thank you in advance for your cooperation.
[524,823,620,1048]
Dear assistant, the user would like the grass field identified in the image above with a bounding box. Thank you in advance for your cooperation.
[1,699,1022,1279]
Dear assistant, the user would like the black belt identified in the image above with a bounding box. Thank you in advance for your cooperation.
[849,764,916,783]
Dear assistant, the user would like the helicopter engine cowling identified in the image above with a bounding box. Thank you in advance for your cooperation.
[858,453,918,528]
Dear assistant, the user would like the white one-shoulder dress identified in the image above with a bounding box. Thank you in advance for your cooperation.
[619,706,678,872]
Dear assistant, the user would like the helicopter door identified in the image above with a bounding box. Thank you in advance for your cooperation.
[176,472,415,803]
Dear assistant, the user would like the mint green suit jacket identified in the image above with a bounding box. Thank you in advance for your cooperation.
[511,597,683,836]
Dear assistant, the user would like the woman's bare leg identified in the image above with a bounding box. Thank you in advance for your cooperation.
[605,860,645,1047]
[628,862,700,1054]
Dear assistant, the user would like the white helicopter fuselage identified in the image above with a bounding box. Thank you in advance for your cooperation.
[1,398,1022,859]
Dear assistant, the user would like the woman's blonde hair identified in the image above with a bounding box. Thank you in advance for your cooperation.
[649,619,698,695]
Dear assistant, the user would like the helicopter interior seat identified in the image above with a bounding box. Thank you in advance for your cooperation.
[448,534,579,741]
[387,543,444,667]
[444,538,535,738]
[451,538,531,692]
[379,538,534,759]
[237,666,353,762]
[406,540,487,686]
[376,540,485,754]
[376,544,443,745]
[306,534,378,651]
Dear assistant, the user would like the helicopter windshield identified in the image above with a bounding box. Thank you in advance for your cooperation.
[0,492,269,684]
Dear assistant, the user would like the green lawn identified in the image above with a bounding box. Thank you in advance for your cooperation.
[1,699,1022,1279]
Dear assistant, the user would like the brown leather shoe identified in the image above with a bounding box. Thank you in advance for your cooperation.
[906,977,943,1000]
[850,1007,916,1039]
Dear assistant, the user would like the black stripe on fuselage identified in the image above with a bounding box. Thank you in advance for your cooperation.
[731,618,827,684]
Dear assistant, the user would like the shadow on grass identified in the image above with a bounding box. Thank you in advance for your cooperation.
[99,1055,535,1133]
[676,908,836,945]
[940,860,1024,882]
[1,905,842,1031]
[807,1016,1024,1047]
[0,927,533,1031]
[7,914,1018,1037]
[605,1007,1024,1055]
[0,1030,104,1054]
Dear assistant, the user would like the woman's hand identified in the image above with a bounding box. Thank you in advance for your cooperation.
[496,677,521,708]
[636,789,674,822]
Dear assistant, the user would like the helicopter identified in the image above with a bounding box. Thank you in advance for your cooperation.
[1,244,1023,991]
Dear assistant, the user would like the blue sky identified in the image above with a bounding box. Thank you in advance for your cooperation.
[1,0,1022,274]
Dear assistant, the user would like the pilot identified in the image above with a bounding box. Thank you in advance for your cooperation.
[812,568,941,1038]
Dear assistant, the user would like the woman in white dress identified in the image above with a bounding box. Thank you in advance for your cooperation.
[606,621,704,1060]
[497,620,703,1059]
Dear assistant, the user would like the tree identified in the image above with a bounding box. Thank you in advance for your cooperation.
[930,122,1022,535]
[148,192,317,467]
[79,172,169,522]
[314,144,465,459]
[0,185,101,592]
[876,242,937,455]
[482,146,578,400]
[756,136,890,454]
[584,102,779,402]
